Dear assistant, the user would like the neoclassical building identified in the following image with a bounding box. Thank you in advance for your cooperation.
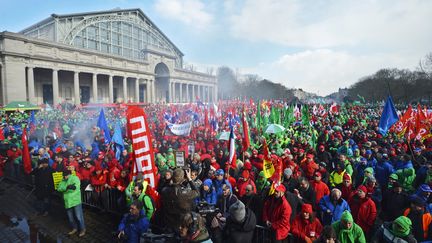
[0,8,217,105]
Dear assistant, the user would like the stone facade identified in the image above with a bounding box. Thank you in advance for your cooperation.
[0,8,217,105]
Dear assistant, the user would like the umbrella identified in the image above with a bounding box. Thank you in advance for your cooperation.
[264,124,286,134]
[215,131,230,140]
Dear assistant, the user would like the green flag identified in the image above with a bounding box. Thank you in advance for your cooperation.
[301,105,310,126]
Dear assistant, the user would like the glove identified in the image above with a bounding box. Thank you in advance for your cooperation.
[67,184,76,190]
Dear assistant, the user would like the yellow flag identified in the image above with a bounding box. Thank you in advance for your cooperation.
[263,159,275,178]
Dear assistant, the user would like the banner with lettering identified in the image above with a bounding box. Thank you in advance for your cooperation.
[166,121,192,136]
[126,106,157,188]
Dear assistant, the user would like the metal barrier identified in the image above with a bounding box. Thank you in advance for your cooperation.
[253,225,272,243]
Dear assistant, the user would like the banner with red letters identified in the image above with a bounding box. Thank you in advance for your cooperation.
[126,106,157,188]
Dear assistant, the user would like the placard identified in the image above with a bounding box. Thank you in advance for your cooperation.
[175,151,185,167]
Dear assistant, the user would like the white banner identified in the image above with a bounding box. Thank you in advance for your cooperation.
[167,121,192,136]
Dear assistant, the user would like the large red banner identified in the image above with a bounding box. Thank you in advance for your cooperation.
[126,106,157,188]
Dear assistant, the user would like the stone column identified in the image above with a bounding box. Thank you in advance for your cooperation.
[207,86,210,103]
[108,75,114,103]
[74,71,80,105]
[27,67,35,104]
[214,84,218,102]
[135,77,139,103]
[92,73,98,103]
[186,83,189,103]
[151,79,155,103]
[52,69,59,105]
[172,81,176,103]
[168,81,172,103]
[123,76,128,103]
[179,82,183,103]
[192,84,195,102]
[146,79,151,103]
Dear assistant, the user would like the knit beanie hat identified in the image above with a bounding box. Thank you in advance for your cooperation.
[229,200,246,223]
[391,216,412,238]
[172,168,185,184]
[301,203,313,214]
[357,185,368,194]
[283,168,293,177]
[364,167,374,174]
[389,173,399,180]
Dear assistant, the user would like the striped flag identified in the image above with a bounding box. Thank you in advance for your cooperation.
[228,126,236,169]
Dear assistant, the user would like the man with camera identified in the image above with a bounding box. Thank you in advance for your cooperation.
[157,167,199,233]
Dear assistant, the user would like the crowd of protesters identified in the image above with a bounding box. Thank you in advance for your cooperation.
[0,100,431,243]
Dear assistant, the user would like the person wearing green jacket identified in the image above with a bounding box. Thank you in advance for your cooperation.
[57,170,86,237]
[332,211,366,243]
[132,183,155,220]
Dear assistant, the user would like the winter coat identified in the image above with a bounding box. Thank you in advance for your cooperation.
[199,185,217,205]
[224,208,256,243]
[57,174,82,209]
[311,180,330,205]
[285,191,303,223]
[160,181,199,229]
[348,196,377,235]
[375,161,394,186]
[396,168,416,193]
[300,185,317,209]
[217,193,238,215]
[235,179,256,198]
[118,210,150,243]
[404,208,432,241]
[31,166,54,199]
[213,178,232,197]
[263,196,292,240]
[330,170,346,188]
[240,194,264,225]
[381,189,410,221]
[319,195,351,225]
[332,220,366,243]
[371,222,417,243]
[291,215,323,242]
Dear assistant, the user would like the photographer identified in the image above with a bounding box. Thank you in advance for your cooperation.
[157,168,199,233]
[117,200,150,243]
[178,212,212,243]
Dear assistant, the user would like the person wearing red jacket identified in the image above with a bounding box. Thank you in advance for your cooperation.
[340,173,354,201]
[310,171,330,206]
[300,154,319,180]
[6,144,22,179]
[291,203,323,243]
[263,184,292,242]
[249,149,263,170]
[90,165,109,210]
[235,170,256,198]
[348,185,377,237]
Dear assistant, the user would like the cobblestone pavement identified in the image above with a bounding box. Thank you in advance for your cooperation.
[0,178,121,243]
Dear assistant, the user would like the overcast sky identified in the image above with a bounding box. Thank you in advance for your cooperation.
[1,0,431,95]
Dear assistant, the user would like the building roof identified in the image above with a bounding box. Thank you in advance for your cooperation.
[19,8,184,56]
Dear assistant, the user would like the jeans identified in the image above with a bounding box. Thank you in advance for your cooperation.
[66,204,85,231]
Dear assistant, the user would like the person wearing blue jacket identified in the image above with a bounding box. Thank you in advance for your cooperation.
[375,153,394,187]
[213,169,232,197]
[199,179,217,205]
[365,150,377,170]
[319,188,351,225]
[118,200,150,243]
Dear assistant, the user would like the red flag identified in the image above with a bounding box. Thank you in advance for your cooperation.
[0,127,4,141]
[416,104,427,133]
[395,105,413,135]
[126,106,158,188]
[204,107,209,129]
[22,127,32,174]
[241,107,250,152]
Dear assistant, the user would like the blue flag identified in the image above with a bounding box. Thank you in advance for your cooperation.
[378,96,399,135]
[97,109,111,144]
[111,123,124,160]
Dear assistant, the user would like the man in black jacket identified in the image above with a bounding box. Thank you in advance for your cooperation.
[31,158,54,216]
[224,200,256,243]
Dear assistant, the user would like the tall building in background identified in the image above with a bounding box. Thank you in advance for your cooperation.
[0,8,217,105]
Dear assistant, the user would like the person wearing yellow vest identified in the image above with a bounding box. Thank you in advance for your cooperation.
[329,162,346,188]
[125,173,148,206]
